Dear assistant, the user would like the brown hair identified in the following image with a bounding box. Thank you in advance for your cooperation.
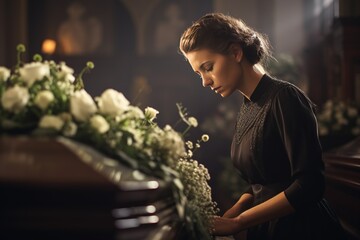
[179,13,272,65]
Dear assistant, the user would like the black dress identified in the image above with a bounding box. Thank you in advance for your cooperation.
[231,74,346,240]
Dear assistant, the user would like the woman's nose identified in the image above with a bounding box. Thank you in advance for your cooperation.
[201,74,213,87]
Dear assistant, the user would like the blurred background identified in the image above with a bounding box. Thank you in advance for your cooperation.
[1,0,360,217]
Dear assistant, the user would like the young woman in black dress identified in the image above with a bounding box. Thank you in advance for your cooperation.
[179,13,346,239]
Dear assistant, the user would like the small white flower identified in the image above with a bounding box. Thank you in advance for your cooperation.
[188,117,198,127]
[34,90,54,110]
[57,62,75,82]
[1,85,29,113]
[39,115,64,131]
[97,89,129,116]
[186,141,193,149]
[90,114,110,133]
[70,89,97,122]
[145,107,159,121]
[201,134,209,142]
[187,150,193,158]
[63,121,77,137]
[19,62,50,86]
[0,66,10,81]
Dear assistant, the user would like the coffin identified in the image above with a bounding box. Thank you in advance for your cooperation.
[0,135,183,240]
[323,137,360,240]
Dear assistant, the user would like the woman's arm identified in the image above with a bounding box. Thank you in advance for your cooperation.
[222,193,254,218]
[213,191,294,236]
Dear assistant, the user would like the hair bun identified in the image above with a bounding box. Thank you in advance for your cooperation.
[243,34,263,65]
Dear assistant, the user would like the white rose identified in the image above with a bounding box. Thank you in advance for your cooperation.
[39,115,64,131]
[57,62,75,82]
[0,66,10,81]
[34,90,54,110]
[19,62,50,86]
[1,85,29,113]
[90,114,109,133]
[70,89,97,122]
[145,107,159,121]
[97,89,129,115]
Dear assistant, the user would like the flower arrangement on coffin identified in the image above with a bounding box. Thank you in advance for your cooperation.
[0,44,218,239]
[317,99,360,150]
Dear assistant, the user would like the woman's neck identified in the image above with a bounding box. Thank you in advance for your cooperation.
[238,63,265,100]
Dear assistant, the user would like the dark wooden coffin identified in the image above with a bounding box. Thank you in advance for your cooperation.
[323,137,360,240]
[0,135,182,240]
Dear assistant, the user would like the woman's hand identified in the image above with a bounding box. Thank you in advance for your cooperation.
[223,193,253,218]
[211,216,243,236]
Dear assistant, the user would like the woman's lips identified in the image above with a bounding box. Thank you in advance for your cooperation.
[213,86,221,93]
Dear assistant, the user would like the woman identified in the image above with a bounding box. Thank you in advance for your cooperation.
[179,13,346,239]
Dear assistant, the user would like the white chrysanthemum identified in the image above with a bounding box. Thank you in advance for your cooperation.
[34,90,54,110]
[1,85,29,113]
[39,115,64,131]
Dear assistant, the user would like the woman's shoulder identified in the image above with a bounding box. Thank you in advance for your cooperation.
[267,75,316,111]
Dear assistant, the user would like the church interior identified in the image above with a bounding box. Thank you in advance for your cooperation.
[0,0,359,239]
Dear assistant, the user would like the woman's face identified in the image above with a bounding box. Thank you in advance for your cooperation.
[185,47,242,97]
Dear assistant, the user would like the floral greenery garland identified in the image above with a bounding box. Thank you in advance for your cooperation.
[0,44,218,239]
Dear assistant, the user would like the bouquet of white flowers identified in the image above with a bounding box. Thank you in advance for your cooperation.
[0,44,218,239]
[317,100,360,137]
[317,99,360,150]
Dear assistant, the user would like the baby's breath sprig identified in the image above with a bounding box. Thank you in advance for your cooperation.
[176,102,199,136]
[75,61,94,90]
[185,134,210,158]
[175,102,189,125]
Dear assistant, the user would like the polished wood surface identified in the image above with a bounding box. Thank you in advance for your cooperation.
[323,137,360,240]
[0,135,180,240]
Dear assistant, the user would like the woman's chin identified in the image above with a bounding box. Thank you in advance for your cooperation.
[219,90,233,98]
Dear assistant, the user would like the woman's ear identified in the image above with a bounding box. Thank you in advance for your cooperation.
[229,44,243,63]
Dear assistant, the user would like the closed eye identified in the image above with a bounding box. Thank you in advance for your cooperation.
[203,63,213,72]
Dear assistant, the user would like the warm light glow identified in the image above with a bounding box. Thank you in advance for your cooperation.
[42,39,56,55]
